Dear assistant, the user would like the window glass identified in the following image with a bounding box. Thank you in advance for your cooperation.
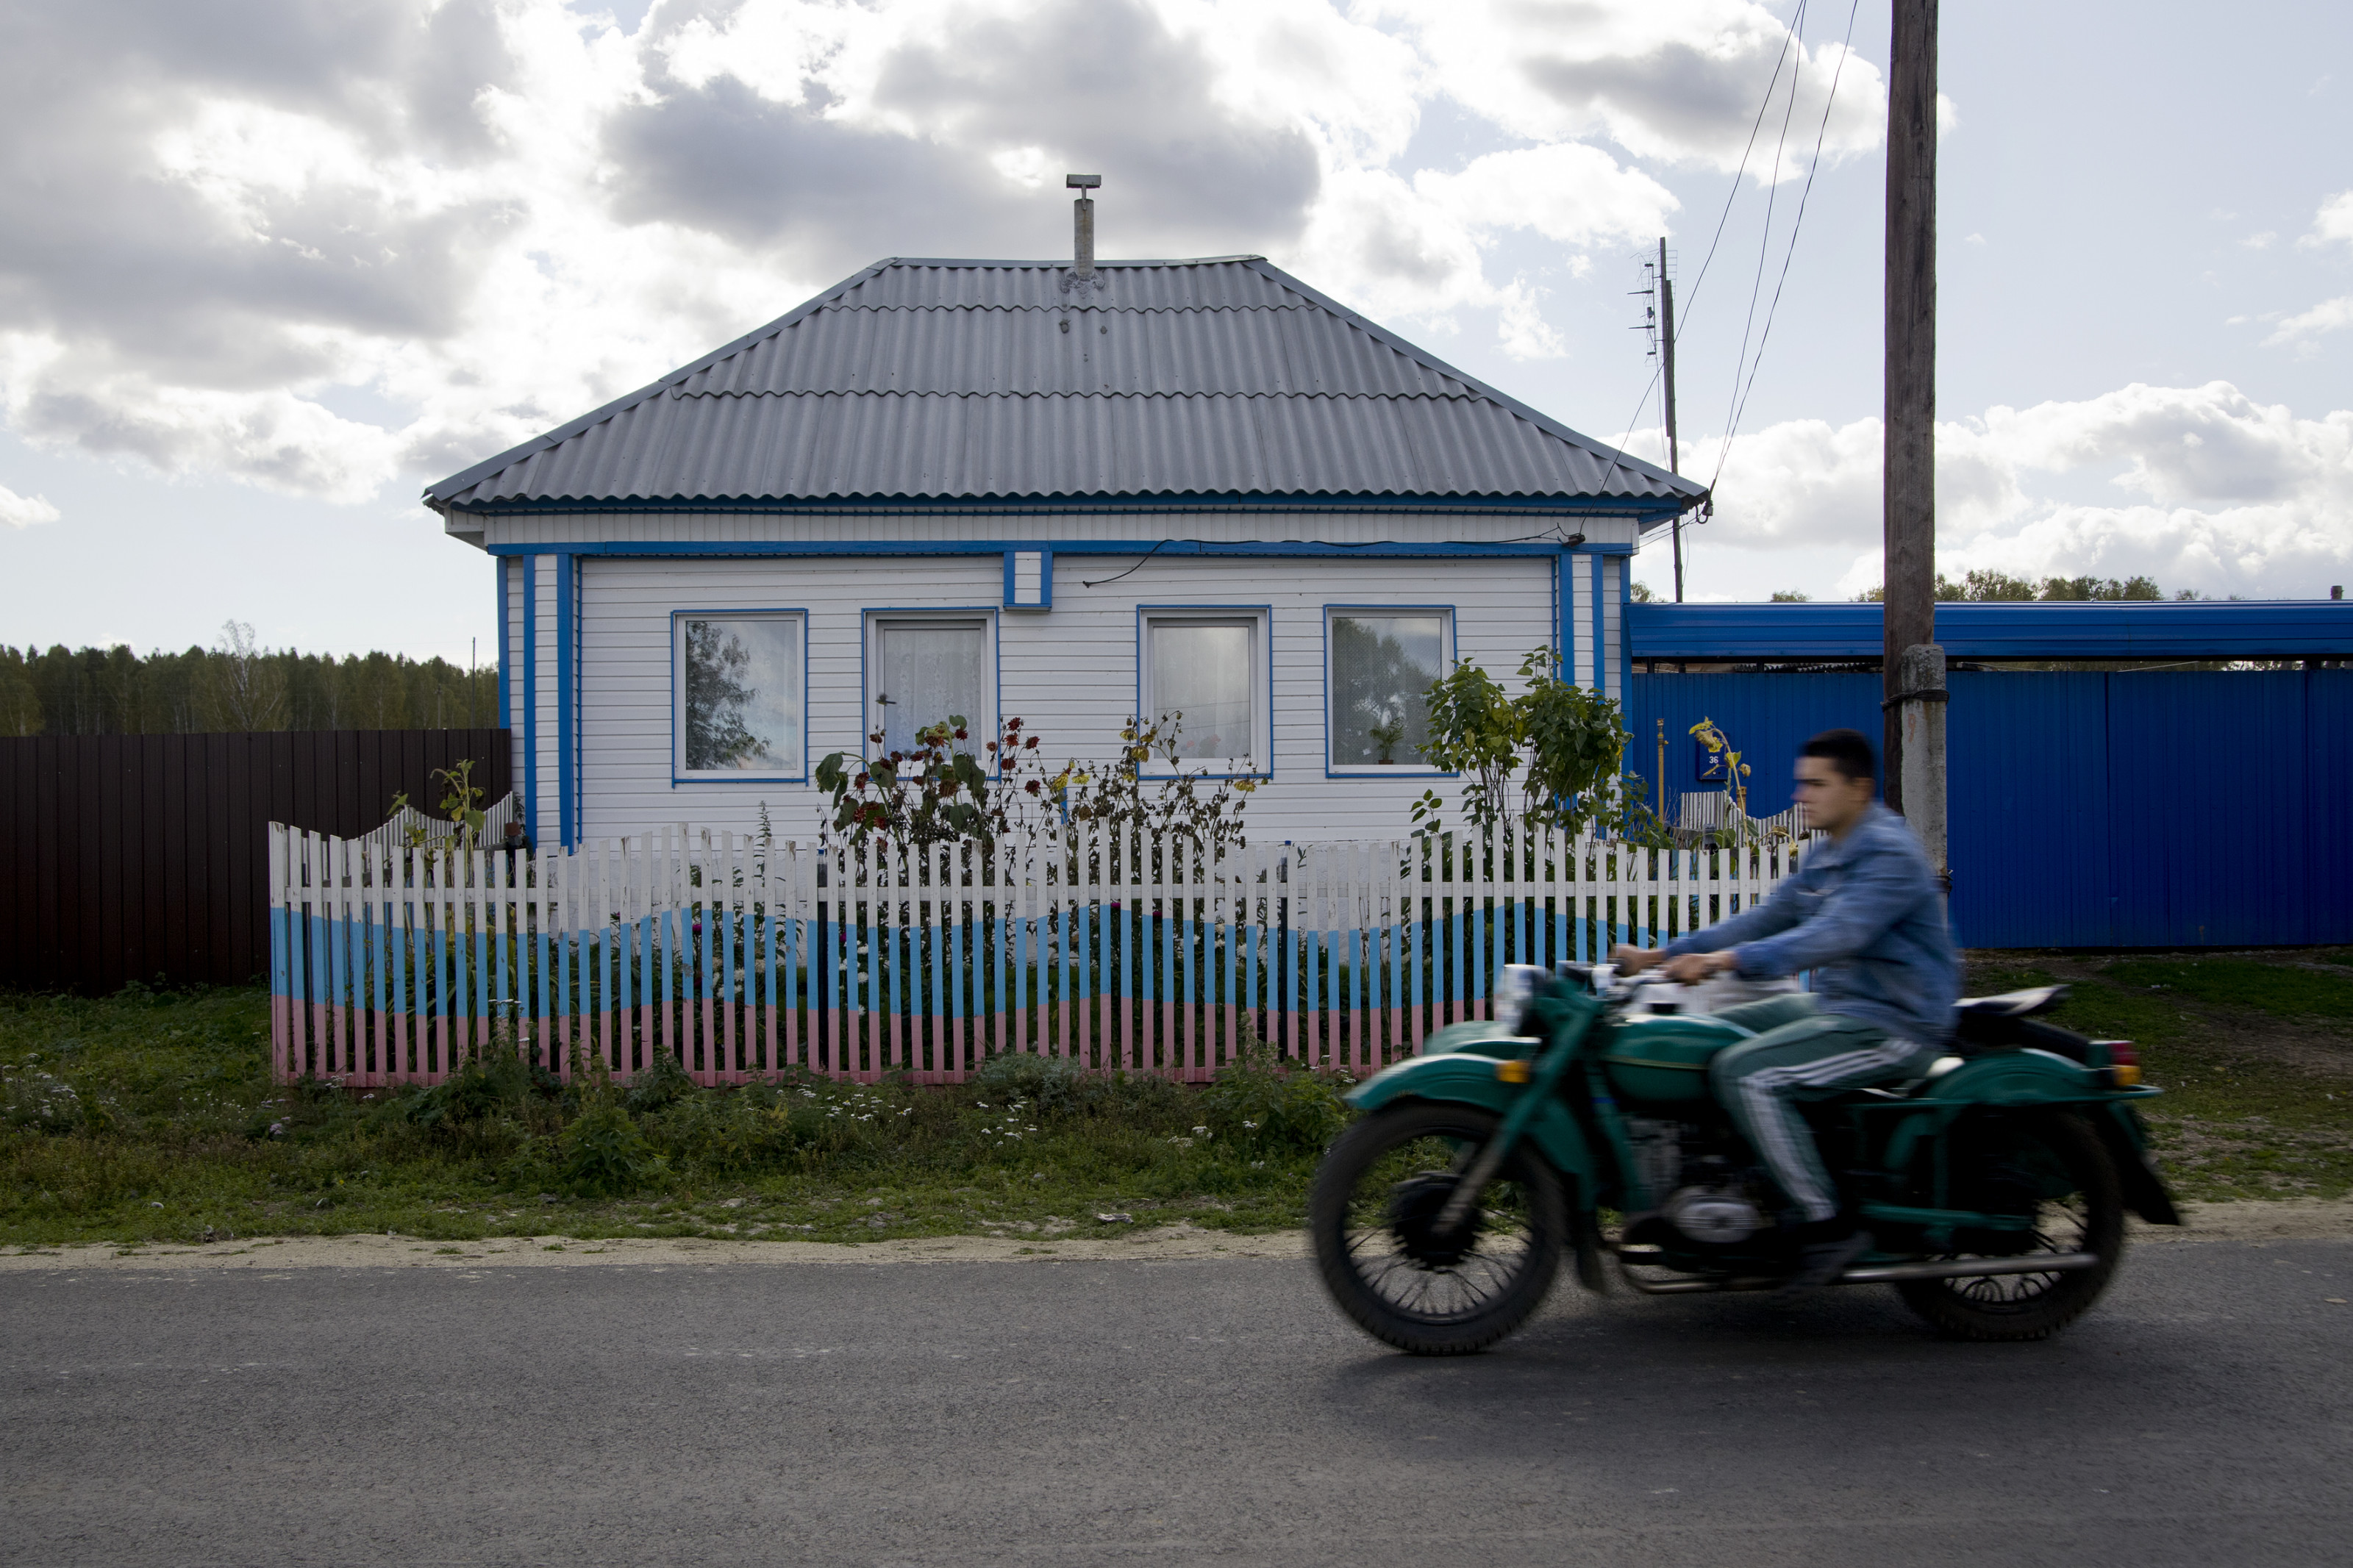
[679,615,802,775]
[1148,620,1256,762]
[1329,612,1447,768]
[874,618,989,756]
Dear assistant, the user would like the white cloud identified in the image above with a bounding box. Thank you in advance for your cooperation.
[2264,296,2353,346]
[1679,382,2353,601]
[5,0,1774,496]
[1378,0,1886,174]
[0,482,60,528]
[2300,189,2353,249]
[2241,231,2277,249]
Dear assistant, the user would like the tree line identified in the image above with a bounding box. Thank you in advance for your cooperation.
[0,623,496,737]
[1633,571,2191,604]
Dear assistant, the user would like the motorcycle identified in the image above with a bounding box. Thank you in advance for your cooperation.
[1309,962,2179,1354]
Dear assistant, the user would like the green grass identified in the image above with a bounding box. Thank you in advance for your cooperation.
[1968,949,2353,1202]
[0,984,1345,1250]
[10,953,2351,1249]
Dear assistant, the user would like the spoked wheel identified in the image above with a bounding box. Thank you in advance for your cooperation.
[1896,1111,2125,1342]
[1310,1101,1566,1356]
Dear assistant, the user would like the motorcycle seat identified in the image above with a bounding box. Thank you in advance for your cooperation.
[1954,985,2068,1018]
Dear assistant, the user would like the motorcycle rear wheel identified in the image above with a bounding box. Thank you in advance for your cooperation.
[1310,1101,1567,1356]
[1896,1111,2125,1342]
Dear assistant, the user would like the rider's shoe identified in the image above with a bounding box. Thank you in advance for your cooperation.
[1778,1222,1874,1295]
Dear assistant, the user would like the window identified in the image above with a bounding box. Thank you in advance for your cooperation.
[1327,607,1451,772]
[868,614,993,756]
[1138,609,1268,772]
[674,612,805,779]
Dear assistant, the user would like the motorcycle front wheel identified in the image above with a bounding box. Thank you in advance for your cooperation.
[1896,1110,2126,1342]
[1310,1101,1567,1356]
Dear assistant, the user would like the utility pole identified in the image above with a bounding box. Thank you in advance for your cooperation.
[1658,237,1685,601]
[1884,0,1945,880]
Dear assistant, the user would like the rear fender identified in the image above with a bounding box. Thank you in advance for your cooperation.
[1890,1051,2182,1225]
[2098,1101,2182,1225]
[1346,1054,1596,1186]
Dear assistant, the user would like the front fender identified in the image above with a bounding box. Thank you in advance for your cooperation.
[1346,1054,1596,1186]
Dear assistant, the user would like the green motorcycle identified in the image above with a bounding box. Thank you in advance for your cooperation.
[1310,963,2179,1354]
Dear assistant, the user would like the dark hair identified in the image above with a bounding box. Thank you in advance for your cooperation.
[1800,728,1876,783]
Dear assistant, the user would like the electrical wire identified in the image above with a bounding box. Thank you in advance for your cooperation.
[1668,6,1809,342]
[1713,0,1810,490]
[1081,538,1173,587]
[1611,1,1808,544]
[1709,0,1864,497]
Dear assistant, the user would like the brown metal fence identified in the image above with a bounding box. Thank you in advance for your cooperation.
[0,730,511,993]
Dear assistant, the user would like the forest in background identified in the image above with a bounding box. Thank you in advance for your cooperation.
[0,623,496,737]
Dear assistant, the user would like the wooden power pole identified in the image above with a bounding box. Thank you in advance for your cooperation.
[1884,0,1946,876]
[1658,237,1685,601]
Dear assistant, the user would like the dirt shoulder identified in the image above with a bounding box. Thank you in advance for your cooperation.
[7,1199,2351,1273]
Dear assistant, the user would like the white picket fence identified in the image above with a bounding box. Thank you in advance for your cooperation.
[267,825,1813,1086]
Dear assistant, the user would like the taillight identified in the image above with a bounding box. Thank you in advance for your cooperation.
[2099,1041,2141,1088]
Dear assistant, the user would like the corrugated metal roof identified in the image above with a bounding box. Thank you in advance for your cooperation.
[428,257,1703,510]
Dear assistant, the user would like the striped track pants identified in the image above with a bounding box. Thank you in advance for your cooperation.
[1707,995,1938,1225]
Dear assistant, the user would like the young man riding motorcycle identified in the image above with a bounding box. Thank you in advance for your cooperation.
[1613,727,1960,1289]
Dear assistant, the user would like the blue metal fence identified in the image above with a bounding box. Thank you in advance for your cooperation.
[1628,669,2352,948]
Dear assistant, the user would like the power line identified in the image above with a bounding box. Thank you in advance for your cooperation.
[1713,0,1810,491]
[1612,4,1810,553]
[1711,0,1865,497]
[1670,7,1808,343]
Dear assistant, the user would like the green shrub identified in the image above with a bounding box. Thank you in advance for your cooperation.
[972,1050,1086,1117]
[559,1103,662,1196]
[1200,1046,1349,1156]
[622,1046,698,1114]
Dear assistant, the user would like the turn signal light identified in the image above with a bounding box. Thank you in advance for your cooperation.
[2101,1041,2142,1088]
[1496,1059,1532,1084]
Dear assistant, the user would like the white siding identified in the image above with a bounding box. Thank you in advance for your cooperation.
[571,554,1577,841]
[478,509,1646,551]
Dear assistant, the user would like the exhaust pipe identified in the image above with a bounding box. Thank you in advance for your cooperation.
[1618,1250,2101,1295]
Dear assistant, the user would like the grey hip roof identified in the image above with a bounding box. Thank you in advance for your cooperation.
[426,257,1706,512]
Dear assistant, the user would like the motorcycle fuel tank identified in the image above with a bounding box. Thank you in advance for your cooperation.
[1603,1014,1751,1105]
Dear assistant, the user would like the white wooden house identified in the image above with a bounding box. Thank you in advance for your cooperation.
[426,250,1705,847]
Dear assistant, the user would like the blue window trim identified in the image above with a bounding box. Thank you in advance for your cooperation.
[1134,604,1275,780]
[520,554,538,845]
[668,609,812,786]
[1001,548,1054,609]
[495,558,511,731]
[1320,603,1459,779]
[555,552,576,848]
[860,607,1000,762]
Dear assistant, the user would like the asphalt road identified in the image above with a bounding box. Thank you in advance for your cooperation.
[4,1237,2349,1567]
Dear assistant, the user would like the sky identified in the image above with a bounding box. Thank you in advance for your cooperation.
[2,0,2350,663]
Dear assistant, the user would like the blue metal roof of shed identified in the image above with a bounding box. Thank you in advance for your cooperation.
[426,257,1704,513]
[1629,600,2353,661]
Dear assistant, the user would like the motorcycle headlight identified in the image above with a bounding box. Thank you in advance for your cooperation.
[1493,964,1546,1037]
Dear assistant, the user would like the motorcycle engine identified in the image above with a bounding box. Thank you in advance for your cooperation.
[1664,1184,1765,1245]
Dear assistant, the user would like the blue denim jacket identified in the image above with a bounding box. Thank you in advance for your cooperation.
[1663,803,1960,1045]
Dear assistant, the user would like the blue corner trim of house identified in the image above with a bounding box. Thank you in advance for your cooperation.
[520,554,538,845]
[555,552,575,848]
[1629,599,2353,661]
[495,558,511,731]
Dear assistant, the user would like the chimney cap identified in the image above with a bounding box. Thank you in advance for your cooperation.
[1065,173,1101,190]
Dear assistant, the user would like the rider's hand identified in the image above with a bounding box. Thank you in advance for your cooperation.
[1659,950,1738,985]
[1610,944,1661,973]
